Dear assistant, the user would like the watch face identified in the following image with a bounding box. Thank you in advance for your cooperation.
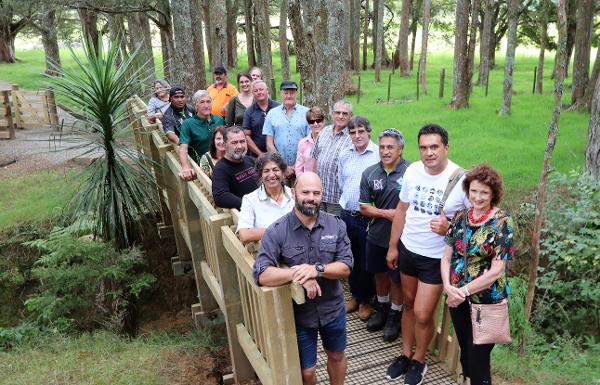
[315,263,325,273]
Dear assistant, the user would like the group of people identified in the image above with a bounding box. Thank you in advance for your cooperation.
[147,67,514,385]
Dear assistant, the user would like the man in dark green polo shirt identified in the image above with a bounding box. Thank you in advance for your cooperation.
[179,90,225,181]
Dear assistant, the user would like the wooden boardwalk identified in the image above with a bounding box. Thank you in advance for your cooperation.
[315,306,459,385]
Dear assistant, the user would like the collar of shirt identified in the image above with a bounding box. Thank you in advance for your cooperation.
[379,157,408,174]
[280,103,297,113]
[193,114,214,124]
[257,185,292,202]
[289,210,326,231]
[213,81,229,89]
[350,140,378,155]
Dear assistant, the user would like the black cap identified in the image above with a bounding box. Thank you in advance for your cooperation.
[280,80,298,90]
[213,65,227,74]
[169,85,185,97]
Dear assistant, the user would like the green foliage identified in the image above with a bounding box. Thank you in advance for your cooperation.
[48,37,159,249]
[507,276,533,345]
[23,226,156,332]
[525,171,600,339]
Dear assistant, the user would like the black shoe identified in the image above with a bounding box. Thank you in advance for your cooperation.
[386,354,411,380]
[367,302,389,332]
[383,309,402,342]
[404,360,428,385]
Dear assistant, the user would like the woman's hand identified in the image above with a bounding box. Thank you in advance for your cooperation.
[445,285,466,308]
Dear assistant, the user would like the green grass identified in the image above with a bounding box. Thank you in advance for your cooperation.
[0,328,224,385]
[0,168,77,230]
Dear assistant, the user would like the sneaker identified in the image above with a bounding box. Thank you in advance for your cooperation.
[346,297,359,313]
[358,303,374,321]
[404,360,428,385]
[386,354,412,380]
[383,309,402,342]
[367,302,389,331]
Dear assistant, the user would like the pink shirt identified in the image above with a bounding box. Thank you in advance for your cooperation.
[294,134,316,175]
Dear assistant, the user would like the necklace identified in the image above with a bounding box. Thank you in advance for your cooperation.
[468,206,494,224]
[267,188,283,203]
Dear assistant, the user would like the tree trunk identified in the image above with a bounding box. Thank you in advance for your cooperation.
[523,0,568,341]
[535,0,549,94]
[362,0,369,71]
[466,0,480,95]
[289,0,347,114]
[554,0,576,79]
[449,0,470,109]
[0,26,16,63]
[226,0,239,68]
[171,0,200,91]
[208,0,228,68]
[126,12,156,84]
[253,5,263,67]
[374,0,384,81]
[108,14,129,68]
[254,0,273,82]
[157,0,175,81]
[191,0,207,90]
[396,0,411,76]
[202,0,213,66]
[569,0,594,106]
[350,0,361,71]
[243,0,256,67]
[409,22,417,71]
[279,0,291,79]
[574,47,600,112]
[39,6,61,76]
[477,0,493,85]
[419,0,431,94]
[585,76,600,178]
[498,0,519,115]
[78,8,99,52]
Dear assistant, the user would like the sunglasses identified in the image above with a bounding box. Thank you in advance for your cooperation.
[308,118,324,124]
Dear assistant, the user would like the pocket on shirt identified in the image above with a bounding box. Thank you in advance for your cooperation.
[318,240,337,262]
[281,245,305,266]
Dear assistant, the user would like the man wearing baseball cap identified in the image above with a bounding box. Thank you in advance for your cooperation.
[161,86,195,145]
[207,65,239,117]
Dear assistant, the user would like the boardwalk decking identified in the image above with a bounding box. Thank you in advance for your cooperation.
[315,306,459,385]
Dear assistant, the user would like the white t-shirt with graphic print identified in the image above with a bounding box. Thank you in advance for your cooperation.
[399,160,470,259]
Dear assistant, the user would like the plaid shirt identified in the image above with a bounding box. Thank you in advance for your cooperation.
[311,124,352,204]
[338,141,380,211]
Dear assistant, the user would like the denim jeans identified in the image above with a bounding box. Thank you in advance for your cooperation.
[340,210,374,304]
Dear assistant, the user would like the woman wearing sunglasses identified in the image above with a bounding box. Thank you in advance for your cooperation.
[294,106,325,175]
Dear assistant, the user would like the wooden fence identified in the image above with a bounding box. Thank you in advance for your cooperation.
[125,96,463,384]
[0,84,59,139]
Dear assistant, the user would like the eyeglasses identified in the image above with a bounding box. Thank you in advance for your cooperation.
[333,111,350,116]
[308,118,324,124]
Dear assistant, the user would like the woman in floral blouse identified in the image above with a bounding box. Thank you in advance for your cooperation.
[441,163,514,385]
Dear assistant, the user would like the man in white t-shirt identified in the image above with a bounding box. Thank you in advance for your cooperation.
[384,124,470,385]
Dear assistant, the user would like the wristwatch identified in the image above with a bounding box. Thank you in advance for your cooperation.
[315,263,325,278]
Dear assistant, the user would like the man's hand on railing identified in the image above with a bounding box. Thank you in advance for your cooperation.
[179,166,196,181]
[290,263,318,285]
[301,278,322,300]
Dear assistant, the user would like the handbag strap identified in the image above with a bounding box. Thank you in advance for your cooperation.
[461,208,470,299]
[440,167,467,211]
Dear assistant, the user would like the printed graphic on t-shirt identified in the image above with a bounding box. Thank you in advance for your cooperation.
[235,167,257,183]
[412,185,444,215]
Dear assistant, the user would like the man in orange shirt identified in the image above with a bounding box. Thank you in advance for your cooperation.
[207,66,239,117]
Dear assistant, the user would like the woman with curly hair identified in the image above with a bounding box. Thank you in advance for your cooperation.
[441,163,515,385]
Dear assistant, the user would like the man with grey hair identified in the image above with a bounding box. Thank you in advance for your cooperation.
[359,128,410,342]
[310,100,353,215]
[211,125,258,209]
[179,90,225,181]
[243,80,280,157]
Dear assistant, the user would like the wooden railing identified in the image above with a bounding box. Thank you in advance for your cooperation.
[0,84,59,139]
[125,96,461,384]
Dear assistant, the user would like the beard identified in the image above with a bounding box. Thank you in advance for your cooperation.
[227,147,247,161]
[295,199,321,217]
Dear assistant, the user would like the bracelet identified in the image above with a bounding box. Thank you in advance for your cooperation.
[463,284,471,297]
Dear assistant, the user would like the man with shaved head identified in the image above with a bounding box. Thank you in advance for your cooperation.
[253,172,353,385]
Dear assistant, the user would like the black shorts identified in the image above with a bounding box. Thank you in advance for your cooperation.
[365,241,401,283]
[397,241,442,285]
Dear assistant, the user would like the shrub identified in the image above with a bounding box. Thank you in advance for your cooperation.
[23,226,156,333]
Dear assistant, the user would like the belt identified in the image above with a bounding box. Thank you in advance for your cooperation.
[341,209,362,217]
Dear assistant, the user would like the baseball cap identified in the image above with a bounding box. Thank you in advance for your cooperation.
[169,85,185,97]
[213,65,227,74]
[280,80,298,90]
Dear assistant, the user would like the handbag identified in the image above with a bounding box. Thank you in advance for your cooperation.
[462,209,512,345]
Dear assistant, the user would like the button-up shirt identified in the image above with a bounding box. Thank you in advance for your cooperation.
[242,99,280,153]
[237,185,294,231]
[253,211,353,328]
[294,134,316,175]
[262,104,310,165]
[338,141,380,211]
[311,125,352,204]
[179,114,225,164]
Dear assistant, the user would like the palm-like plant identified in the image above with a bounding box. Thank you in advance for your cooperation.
[49,37,158,250]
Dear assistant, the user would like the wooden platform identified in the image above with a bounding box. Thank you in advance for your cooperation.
[315,309,459,385]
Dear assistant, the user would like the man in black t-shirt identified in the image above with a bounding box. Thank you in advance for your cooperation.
[212,126,259,209]
[161,86,195,145]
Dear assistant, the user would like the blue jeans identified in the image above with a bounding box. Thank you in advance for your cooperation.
[340,210,375,304]
[296,307,347,369]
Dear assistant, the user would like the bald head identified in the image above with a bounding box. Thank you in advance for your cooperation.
[293,172,322,217]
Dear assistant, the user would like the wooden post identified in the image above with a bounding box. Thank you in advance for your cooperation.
[271,78,277,101]
[416,61,420,101]
[1,90,14,139]
[532,66,537,94]
[485,73,490,97]
[387,73,392,102]
[357,74,361,104]
[46,87,59,130]
[11,85,20,129]
[439,68,445,98]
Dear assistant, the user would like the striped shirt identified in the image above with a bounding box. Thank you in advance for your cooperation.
[338,141,380,211]
[311,125,352,204]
